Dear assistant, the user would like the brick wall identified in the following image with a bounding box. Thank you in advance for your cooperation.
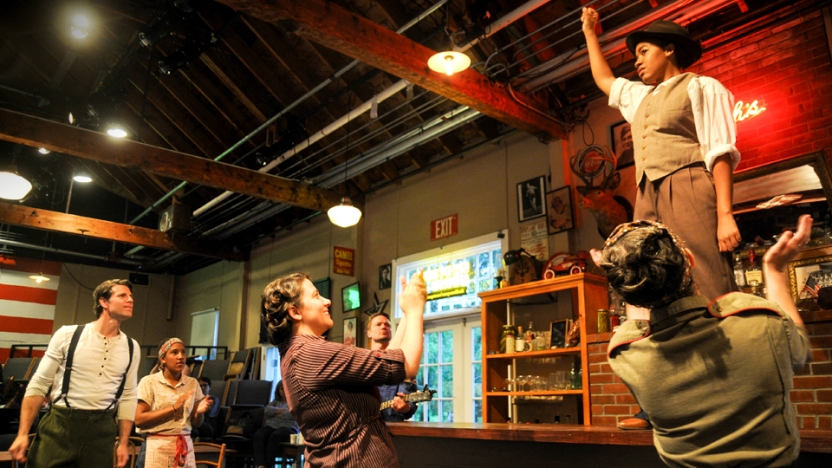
[696,9,832,168]
[585,8,832,430]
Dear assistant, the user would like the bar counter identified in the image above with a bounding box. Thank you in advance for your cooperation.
[388,423,832,468]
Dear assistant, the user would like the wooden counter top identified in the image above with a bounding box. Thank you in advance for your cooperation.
[387,422,832,454]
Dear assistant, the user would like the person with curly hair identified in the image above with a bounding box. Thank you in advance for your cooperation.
[261,272,426,468]
[590,216,813,467]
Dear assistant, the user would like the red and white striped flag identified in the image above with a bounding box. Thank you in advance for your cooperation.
[0,256,62,362]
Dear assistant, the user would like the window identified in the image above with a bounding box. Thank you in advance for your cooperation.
[393,231,507,321]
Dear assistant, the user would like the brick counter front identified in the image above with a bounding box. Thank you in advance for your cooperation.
[586,314,832,430]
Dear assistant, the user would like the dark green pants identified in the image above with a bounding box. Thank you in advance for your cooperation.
[27,405,118,468]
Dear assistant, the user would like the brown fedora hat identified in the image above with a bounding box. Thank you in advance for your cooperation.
[626,20,702,69]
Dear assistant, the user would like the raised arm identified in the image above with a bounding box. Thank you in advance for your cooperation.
[581,7,616,96]
[763,214,812,327]
[387,272,427,379]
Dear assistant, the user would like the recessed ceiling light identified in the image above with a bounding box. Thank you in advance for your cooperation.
[73,174,92,183]
[71,14,90,39]
[38,148,50,154]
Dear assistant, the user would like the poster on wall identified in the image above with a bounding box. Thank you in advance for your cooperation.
[517,176,547,222]
[520,220,549,261]
[333,246,355,276]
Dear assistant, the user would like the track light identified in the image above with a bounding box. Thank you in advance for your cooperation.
[38,148,50,155]
[73,174,92,183]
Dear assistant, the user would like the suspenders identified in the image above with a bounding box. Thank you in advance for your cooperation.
[53,324,135,410]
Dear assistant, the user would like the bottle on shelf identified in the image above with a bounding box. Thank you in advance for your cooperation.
[525,322,534,352]
[570,360,582,389]
[745,247,763,287]
[501,325,516,354]
[733,253,746,287]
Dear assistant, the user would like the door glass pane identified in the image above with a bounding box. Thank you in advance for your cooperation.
[415,329,454,422]
[472,326,482,422]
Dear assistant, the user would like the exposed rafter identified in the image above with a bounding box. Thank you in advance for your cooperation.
[215,0,567,140]
[0,108,345,213]
[0,202,246,262]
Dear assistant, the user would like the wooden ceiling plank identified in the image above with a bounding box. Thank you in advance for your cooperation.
[0,108,344,212]
[198,52,268,122]
[134,59,254,150]
[124,74,228,159]
[0,201,246,261]
[215,0,566,139]
[67,159,152,208]
[176,59,257,132]
[122,92,201,154]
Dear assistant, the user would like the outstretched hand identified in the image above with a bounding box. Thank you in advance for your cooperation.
[581,7,599,35]
[399,270,427,317]
[764,215,813,273]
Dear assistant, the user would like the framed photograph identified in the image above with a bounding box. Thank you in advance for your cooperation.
[788,251,832,310]
[379,264,392,290]
[545,186,574,235]
[343,317,357,347]
[342,282,361,312]
[517,175,547,222]
[550,319,570,349]
[611,120,634,169]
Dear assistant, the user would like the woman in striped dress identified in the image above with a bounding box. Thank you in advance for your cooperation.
[261,272,426,468]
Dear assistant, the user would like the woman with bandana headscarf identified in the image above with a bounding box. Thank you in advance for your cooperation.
[135,338,213,468]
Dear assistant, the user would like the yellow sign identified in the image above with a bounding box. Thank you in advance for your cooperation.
[423,263,470,300]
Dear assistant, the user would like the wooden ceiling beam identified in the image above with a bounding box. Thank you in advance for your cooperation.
[216,0,567,140]
[0,109,345,213]
[0,201,246,262]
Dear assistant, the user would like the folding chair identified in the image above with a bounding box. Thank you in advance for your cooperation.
[193,442,226,467]
[113,436,137,468]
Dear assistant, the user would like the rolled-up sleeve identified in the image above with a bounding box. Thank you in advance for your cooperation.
[117,338,140,421]
[690,76,740,172]
[296,340,406,392]
[609,77,652,123]
[24,326,72,398]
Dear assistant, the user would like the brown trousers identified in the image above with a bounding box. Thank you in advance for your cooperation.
[634,164,737,301]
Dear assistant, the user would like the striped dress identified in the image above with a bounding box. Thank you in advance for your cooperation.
[278,334,406,468]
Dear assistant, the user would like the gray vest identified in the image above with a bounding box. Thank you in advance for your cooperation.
[633,73,703,184]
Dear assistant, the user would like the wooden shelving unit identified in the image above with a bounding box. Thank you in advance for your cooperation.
[479,273,608,425]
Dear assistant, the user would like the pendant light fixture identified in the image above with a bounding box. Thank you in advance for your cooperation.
[327,104,362,227]
[0,154,33,200]
[427,4,470,76]
[427,51,471,76]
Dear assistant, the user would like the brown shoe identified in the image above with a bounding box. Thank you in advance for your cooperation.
[617,417,651,430]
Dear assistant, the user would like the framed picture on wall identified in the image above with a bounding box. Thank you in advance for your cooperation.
[611,120,634,169]
[343,317,357,347]
[379,264,392,290]
[517,175,547,222]
[545,186,574,235]
[788,247,832,310]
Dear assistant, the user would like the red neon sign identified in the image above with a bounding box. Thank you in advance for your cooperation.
[733,100,766,122]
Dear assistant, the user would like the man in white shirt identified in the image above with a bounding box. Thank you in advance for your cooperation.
[9,279,140,468]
